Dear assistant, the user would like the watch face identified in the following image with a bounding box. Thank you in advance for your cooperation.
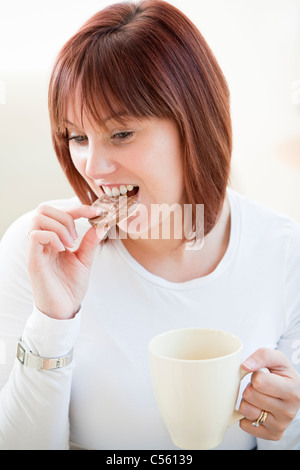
[17,343,26,364]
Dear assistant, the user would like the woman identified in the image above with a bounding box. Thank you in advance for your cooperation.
[0,0,299,450]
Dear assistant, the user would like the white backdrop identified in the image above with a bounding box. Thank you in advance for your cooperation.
[0,0,299,237]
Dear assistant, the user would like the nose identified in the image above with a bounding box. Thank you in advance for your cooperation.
[85,143,117,179]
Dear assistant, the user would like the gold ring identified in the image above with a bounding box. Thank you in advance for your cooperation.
[252,410,268,427]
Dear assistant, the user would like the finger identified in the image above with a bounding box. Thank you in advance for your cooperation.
[243,381,299,427]
[251,369,294,400]
[66,204,103,221]
[37,204,79,239]
[75,225,109,269]
[31,214,76,249]
[239,397,286,441]
[28,230,66,254]
[239,398,263,421]
[239,398,276,429]
[242,382,283,415]
[242,348,294,377]
[239,416,282,441]
[36,204,102,239]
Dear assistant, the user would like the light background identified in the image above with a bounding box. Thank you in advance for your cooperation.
[0,0,299,237]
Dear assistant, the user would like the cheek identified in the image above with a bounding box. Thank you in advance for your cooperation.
[151,138,184,194]
[69,148,86,175]
[147,159,184,202]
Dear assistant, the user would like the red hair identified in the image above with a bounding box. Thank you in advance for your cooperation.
[48,0,232,235]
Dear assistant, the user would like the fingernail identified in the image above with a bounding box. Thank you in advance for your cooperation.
[67,235,75,247]
[243,358,257,370]
[58,241,66,251]
[95,210,105,218]
[71,229,78,240]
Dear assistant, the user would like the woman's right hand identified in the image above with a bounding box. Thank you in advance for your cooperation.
[26,203,108,320]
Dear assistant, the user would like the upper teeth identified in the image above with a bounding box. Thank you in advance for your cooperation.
[102,184,138,197]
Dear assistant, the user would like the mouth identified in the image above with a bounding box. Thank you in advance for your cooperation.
[101,184,139,199]
[89,184,140,229]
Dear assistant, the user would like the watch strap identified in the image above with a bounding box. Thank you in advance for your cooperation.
[17,338,73,370]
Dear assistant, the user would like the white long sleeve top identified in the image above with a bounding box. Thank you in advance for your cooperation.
[0,188,300,450]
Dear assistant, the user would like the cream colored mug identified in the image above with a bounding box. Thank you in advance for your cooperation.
[149,328,250,450]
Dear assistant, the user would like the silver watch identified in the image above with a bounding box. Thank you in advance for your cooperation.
[17,338,73,370]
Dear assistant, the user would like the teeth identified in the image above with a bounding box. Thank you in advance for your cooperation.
[102,184,138,197]
[111,187,120,197]
[120,185,127,195]
[103,186,112,197]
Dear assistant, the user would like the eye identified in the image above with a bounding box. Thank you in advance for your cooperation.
[67,134,88,145]
[111,131,134,143]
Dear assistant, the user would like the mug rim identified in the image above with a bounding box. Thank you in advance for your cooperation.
[148,327,243,363]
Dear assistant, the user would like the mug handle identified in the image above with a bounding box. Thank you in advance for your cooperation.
[228,366,251,426]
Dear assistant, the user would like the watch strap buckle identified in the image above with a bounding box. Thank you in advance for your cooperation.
[17,338,73,370]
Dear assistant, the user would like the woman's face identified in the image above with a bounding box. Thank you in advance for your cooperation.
[66,103,185,237]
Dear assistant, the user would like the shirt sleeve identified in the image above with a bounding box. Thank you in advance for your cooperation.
[0,213,81,450]
[257,220,300,450]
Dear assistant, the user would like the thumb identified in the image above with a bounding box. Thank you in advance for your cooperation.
[76,225,109,268]
[242,347,293,376]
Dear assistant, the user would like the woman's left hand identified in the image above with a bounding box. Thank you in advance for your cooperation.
[239,348,300,441]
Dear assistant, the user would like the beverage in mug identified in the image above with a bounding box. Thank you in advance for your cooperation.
[149,328,250,450]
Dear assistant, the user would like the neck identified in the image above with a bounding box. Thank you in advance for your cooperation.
[120,195,231,281]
